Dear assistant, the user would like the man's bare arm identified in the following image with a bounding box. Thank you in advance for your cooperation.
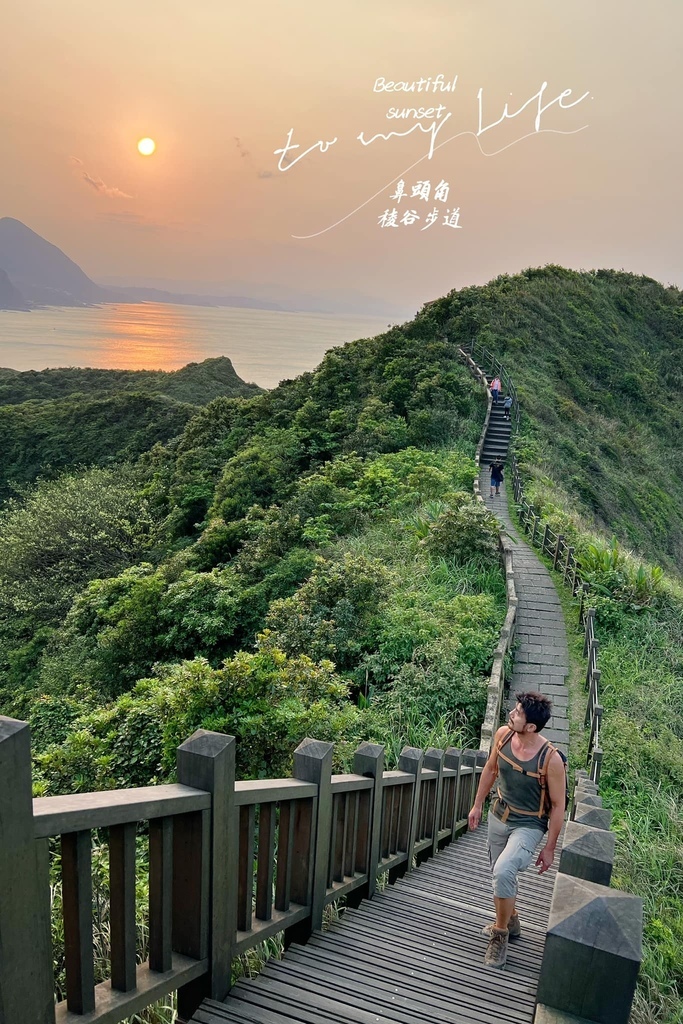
[467,727,505,830]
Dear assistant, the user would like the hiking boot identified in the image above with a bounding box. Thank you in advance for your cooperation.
[484,926,509,968]
[481,913,521,940]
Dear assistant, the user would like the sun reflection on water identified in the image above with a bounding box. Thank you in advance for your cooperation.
[97,304,205,370]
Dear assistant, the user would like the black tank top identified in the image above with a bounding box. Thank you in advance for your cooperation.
[492,735,549,832]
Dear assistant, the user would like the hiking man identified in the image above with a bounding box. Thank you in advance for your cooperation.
[468,691,566,968]
[490,459,504,498]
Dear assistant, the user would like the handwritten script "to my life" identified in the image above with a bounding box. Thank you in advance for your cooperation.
[274,76,590,171]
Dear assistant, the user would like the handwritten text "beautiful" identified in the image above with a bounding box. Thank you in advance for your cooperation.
[274,79,590,171]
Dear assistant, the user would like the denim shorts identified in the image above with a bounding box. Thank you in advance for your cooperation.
[487,813,545,898]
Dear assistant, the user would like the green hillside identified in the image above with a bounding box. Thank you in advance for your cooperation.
[1,268,683,1021]
[0,357,263,498]
[437,266,683,571]
[0,355,262,406]
[0,392,198,499]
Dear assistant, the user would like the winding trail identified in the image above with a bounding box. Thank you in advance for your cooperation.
[192,826,558,1024]
[481,468,570,754]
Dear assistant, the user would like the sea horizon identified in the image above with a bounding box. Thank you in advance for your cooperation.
[0,302,393,389]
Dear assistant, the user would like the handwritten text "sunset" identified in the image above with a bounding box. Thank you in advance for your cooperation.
[274,80,590,171]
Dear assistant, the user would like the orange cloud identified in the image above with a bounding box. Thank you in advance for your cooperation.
[71,157,134,199]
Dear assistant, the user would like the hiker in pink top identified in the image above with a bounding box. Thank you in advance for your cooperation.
[490,377,502,404]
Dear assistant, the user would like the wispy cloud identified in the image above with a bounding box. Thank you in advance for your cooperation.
[234,136,250,159]
[234,138,277,180]
[71,157,134,199]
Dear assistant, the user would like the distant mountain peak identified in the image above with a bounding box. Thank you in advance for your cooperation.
[0,217,105,307]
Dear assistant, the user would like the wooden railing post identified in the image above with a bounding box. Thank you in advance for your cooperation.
[583,608,596,656]
[423,748,445,859]
[444,748,464,837]
[541,523,549,555]
[352,742,384,899]
[553,534,564,570]
[397,746,424,875]
[460,749,477,828]
[536,874,642,1023]
[0,717,55,1024]
[291,738,334,933]
[175,729,236,1021]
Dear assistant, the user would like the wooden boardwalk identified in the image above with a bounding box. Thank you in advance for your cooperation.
[481,472,570,755]
[192,824,557,1024]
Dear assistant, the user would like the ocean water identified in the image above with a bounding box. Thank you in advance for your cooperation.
[0,303,392,389]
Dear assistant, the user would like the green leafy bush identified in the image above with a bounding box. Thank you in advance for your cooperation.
[422,497,500,563]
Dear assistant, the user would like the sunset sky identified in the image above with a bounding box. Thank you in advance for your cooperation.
[2,0,682,316]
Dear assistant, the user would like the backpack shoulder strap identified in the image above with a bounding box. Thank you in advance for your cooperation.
[497,727,514,753]
[537,740,554,776]
[492,728,514,780]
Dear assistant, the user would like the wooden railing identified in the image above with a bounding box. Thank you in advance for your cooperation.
[461,338,521,431]
[0,717,485,1024]
[460,341,604,782]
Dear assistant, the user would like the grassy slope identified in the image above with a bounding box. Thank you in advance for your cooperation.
[434,266,683,571]
[0,356,263,405]
[429,266,683,1023]
[0,357,264,498]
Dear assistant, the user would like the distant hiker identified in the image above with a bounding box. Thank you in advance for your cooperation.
[468,691,565,969]
[490,460,504,497]
[503,395,513,420]
[490,376,502,404]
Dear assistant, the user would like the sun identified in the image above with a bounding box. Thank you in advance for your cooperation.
[137,137,156,157]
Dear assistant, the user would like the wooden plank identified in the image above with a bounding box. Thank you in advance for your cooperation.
[148,816,173,972]
[346,791,359,878]
[327,790,339,888]
[288,798,313,907]
[176,728,236,1010]
[61,830,95,1014]
[381,785,393,859]
[235,779,317,805]
[353,789,370,877]
[379,771,414,786]
[322,873,369,907]
[339,793,349,881]
[173,808,210,959]
[274,801,294,912]
[0,718,54,1023]
[33,784,210,838]
[109,822,136,992]
[291,738,333,933]
[237,804,255,931]
[377,850,408,874]
[330,775,373,793]
[423,748,445,858]
[55,954,207,1024]
[268,952,529,1024]
[352,742,383,897]
[294,941,535,1023]
[256,802,276,921]
[397,745,423,872]
[235,903,309,956]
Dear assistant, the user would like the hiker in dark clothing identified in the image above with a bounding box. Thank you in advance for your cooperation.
[489,460,504,497]
[468,692,566,969]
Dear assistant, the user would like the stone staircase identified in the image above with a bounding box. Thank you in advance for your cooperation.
[481,396,512,466]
